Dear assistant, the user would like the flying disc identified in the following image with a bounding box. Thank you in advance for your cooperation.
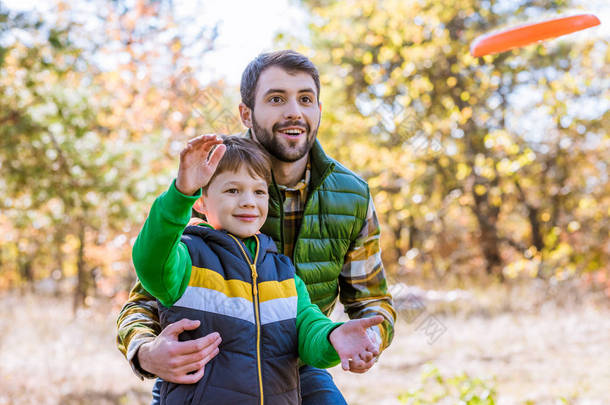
[470,14,601,57]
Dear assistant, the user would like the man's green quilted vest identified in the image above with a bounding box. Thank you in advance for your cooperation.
[261,140,370,316]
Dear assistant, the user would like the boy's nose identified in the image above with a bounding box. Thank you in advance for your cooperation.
[239,192,256,207]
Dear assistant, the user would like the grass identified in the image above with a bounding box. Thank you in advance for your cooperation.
[0,282,608,405]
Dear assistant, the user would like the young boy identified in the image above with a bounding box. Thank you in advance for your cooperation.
[133,134,383,404]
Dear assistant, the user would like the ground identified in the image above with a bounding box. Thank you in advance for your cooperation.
[0,288,608,405]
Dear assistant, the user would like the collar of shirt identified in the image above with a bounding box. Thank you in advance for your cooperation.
[276,159,311,199]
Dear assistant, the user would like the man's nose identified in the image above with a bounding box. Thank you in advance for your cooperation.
[282,98,303,120]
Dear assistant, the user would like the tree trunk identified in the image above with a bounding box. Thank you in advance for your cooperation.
[73,221,88,313]
[471,183,503,281]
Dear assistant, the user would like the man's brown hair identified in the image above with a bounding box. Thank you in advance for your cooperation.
[240,50,320,109]
[201,135,272,194]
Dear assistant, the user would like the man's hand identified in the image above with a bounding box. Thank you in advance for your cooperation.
[137,318,222,384]
[175,134,226,196]
[329,315,384,374]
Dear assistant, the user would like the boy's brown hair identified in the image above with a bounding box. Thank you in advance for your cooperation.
[201,135,272,195]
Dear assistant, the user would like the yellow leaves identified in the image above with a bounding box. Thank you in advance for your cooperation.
[540,212,551,222]
[446,76,457,87]
[489,187,502,207]
[474,184,487,196]
[364,32,383,47]
[548,242,573,262]
[456,162,470,180]
[496,158,510,175]
[363,65,381,84]
[378,47,396,64]
[400,61,416,77]
[459,107,472,124]
[421,93,431,107]
[578,197,596,210]
[441,96,454,110]
[567,221,581,233]
[362,51,373,65]
[503,258,540,279]
[331,48,344,63]
[460,91,470,102]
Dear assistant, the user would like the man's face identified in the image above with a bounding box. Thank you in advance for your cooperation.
[200,166,269,239]
[250,66,321,162]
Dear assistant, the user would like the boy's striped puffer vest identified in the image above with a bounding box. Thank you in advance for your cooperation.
[158,225,300,405]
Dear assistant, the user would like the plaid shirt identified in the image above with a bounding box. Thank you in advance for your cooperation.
[117,161,395,379]
[276,161,310,258]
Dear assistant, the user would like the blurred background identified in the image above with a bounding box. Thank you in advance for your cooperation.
[0,0,608,404]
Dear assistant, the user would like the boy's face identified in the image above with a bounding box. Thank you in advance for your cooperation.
[200,166,269,239]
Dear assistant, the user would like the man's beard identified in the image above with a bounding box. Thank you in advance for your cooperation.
[252,113,319,163]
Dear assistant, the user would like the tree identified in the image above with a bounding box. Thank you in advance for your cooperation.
[281,0,609,283]
[0,1,241,308]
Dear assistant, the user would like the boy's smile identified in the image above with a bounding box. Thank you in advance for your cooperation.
[199,166,269,239]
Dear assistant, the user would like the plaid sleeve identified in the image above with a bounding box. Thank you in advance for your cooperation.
[339,195,396,351]
[116,281,161,380]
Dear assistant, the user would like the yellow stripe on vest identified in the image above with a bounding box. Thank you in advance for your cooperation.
[190,266,298,303]
[189,266,253,302]
[258,279,297,303]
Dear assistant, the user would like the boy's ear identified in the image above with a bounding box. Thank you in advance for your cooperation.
[239,103,253,129]
[193,195,206,215]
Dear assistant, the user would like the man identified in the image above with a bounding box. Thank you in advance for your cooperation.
[117,50,396,404]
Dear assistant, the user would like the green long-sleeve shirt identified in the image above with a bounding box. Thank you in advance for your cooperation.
[133,180,341,368]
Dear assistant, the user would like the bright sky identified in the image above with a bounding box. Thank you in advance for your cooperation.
[178,0,310,85]
[2,0,310,85]
[2,0,608,87]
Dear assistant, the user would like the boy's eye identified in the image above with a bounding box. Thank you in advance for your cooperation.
[255,189,268,195]
[225,188,238,194]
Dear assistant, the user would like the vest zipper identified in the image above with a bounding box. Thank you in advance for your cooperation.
[228,234,263,405]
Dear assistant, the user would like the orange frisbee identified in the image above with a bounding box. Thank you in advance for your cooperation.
[470,14,601,57]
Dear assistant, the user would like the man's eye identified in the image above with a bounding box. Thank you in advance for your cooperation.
[301,96,313,103]
[269,96,283,103]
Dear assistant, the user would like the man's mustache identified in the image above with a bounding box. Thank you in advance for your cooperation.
[273,121,310,132]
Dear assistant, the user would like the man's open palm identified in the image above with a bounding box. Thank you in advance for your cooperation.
[329,315,384,373]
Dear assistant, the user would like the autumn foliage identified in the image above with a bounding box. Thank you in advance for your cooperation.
[1,0,609,307]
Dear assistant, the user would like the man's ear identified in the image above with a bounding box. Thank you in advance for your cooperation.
[193,195,206,215]
[239,103,253,129]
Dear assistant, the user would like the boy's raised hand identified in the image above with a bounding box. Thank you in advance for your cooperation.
[329,315,384,373]
[175,134,226,196]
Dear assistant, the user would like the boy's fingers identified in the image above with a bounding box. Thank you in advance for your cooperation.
[162,319,200,339]
[187,134,220,145]
[184,135,222,158]
[340,356,350,371]
[207,144,226,168]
